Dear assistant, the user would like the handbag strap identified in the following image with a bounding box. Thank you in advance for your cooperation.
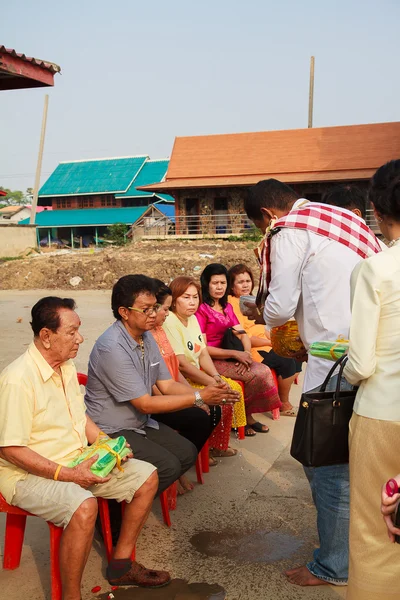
[319,354,348,393]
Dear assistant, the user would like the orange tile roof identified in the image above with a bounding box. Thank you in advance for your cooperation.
[139,122,400,192]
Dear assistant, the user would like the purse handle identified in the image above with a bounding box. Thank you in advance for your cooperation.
[319,354,349,395]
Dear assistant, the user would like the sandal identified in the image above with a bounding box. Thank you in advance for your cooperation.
[249,421,269,433]
[210,447,238,458]
[209,456,218,467]
[244,425,257,437]
[107,560,171,588]
[280,408,298,417]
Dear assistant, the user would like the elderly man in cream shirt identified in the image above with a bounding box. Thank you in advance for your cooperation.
[0,296,170,599]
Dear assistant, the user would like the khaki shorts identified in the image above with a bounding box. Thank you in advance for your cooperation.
[11,459,156,529]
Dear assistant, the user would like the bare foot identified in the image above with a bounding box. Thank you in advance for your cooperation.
[280,402,293,412]
[285,565,329,586]
[177,475,194,495]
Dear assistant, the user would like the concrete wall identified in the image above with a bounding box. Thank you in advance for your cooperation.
[0,224,37,257]
[0,207,32,222]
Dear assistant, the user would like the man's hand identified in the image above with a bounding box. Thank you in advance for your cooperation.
[124,443,134,461]
[381,477,400,542]
[200,383,240,405]
[244,301,265,324]
[70,455,112,489]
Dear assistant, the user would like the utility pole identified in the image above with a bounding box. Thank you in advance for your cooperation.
[30,94,49,224]
[308,56,315,128]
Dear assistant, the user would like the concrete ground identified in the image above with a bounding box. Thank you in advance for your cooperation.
[0,291,347,600]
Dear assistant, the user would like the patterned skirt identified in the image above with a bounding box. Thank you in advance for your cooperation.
[188,376,246,451]
[212,359,281,415]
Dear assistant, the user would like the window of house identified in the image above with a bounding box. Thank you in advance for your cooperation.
[101,197,117,207]
[56,199,71,209]
[77,198,94,209]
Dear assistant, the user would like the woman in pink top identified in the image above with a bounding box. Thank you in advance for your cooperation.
[196,264,281,436]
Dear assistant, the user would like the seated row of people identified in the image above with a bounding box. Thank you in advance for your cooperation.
[0,262,298,597]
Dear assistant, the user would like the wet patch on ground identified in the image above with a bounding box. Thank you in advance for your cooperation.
[95,579,226,599]
[190,528,304,564]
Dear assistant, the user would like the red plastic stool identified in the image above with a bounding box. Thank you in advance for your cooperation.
[0,494,136,600]
[0,493,63,600]
[97,498,135,562]
[271,370,280,420]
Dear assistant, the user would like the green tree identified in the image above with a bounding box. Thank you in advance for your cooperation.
[25,188,34,203]
[0,187,25,205]
[105,223,129,245]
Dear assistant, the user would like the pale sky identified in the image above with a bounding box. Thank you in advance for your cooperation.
[1,0,399,192]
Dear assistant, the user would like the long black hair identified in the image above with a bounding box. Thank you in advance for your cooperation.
[200,263,229,308]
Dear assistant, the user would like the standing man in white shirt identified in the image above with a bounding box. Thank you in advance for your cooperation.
[244,179,381,587]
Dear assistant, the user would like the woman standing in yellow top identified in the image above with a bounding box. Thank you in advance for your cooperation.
[228,264,301,416]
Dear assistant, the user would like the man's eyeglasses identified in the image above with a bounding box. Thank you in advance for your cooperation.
[127,304,161,317]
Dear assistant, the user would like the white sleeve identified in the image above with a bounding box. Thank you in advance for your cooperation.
[343,259,381,385]
[263,229,307,329]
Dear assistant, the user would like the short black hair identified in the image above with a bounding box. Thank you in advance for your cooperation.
[245,179,298,220]
[153,279,172,305]
[322,185,366,219]
[200,263,229,309]
[369,159,400,220]
[111,275,158,320]
[31,296,76,336]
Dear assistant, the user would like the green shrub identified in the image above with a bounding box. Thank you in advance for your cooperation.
[105,223,129,246]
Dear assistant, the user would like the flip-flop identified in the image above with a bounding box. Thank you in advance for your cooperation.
[244,425,257,437]
[280,408,298,417]
[249,421,269,433]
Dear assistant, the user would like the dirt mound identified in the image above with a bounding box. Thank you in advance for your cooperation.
[0,240,260,290]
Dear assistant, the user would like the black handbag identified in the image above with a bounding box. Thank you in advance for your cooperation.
[221,327,244,358]
[290,355,357,467]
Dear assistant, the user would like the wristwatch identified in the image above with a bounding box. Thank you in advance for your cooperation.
[193,390,205,408]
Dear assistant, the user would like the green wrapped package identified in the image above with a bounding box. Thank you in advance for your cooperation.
[309,340,349,362]
[69,435,131,478]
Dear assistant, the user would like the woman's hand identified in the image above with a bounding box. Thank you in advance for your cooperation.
[381,476,400,542]
[213,374,229,389]
[231,350,252,374]
[232,350,252,366]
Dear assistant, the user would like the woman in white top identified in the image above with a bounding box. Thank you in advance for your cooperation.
[344,159,400,600]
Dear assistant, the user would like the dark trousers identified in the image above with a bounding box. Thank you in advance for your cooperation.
[106,407,216,543]
[117,421,197,495]
[156,405,221,452]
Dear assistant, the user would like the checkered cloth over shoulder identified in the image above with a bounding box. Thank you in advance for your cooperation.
[255,202,382,308]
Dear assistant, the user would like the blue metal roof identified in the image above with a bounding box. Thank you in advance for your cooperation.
[116,159,173,200]
[20,207,148,228]
[39,156,148,197]
[155,203,175,219]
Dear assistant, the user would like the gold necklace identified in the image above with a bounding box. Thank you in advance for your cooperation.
[139,335,145,360]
